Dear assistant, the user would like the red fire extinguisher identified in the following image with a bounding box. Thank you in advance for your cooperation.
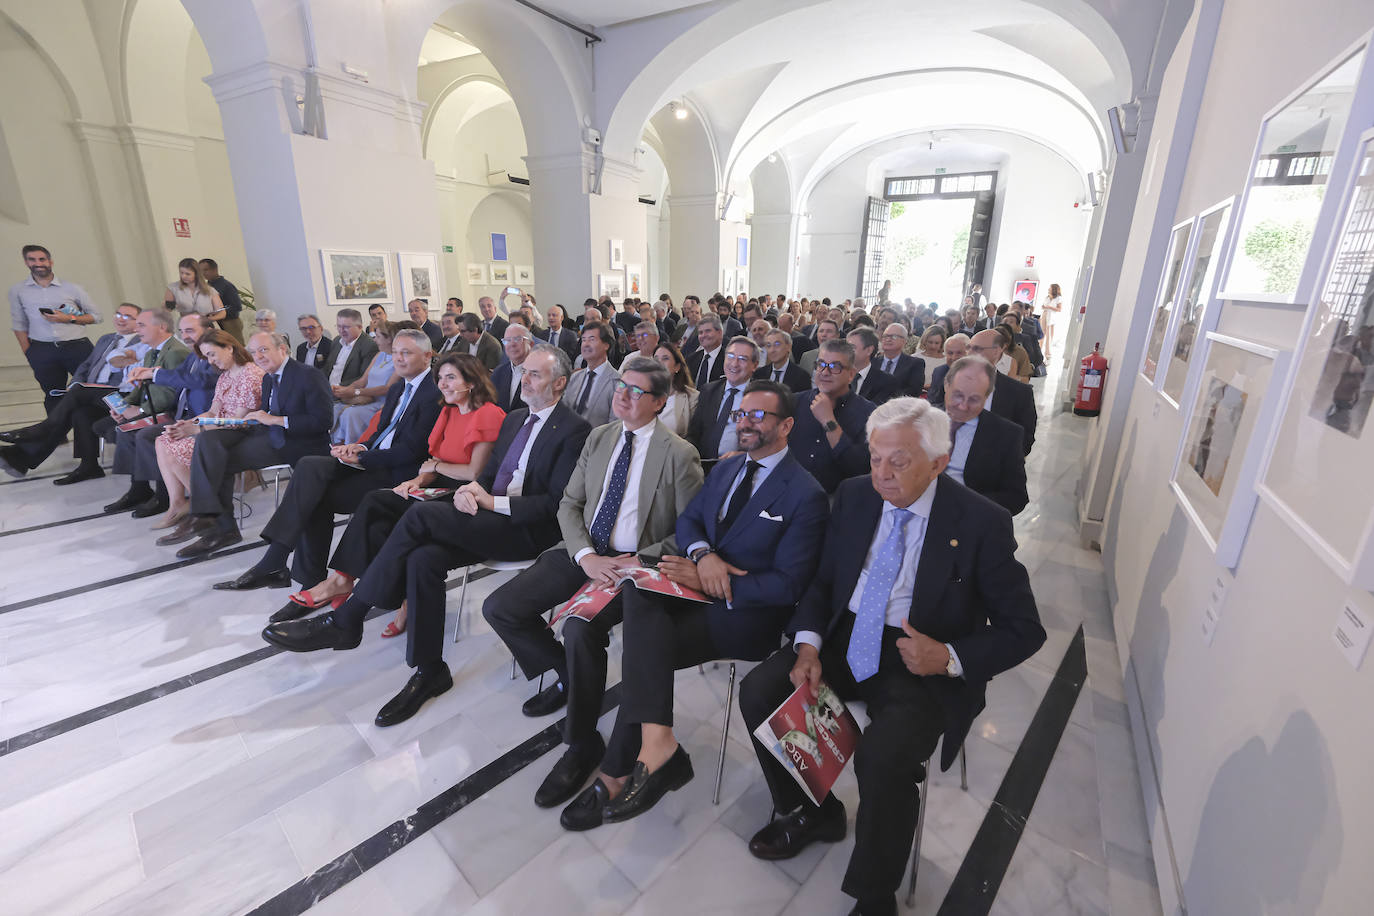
[1074,343,1108,417]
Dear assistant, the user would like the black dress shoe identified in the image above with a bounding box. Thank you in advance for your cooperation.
[747,797,847,860]
[0,429,27,444]
[602,745,694,824]
[176,529,242,558]
[103,491,147,514]
[0,451,24,479]
[131,496,169,519]
[560,778,612,831]
[521,681,567,717]
[262,612,363,652]
[213,567,291,591]
[269,601,314,624]
[156,516,208,546]
[535,736,605,808]
[53,465,104,486]
[374,666,454,727]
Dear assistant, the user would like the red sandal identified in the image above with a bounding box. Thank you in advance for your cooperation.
[380,619,407,638]
[287,591,350,610]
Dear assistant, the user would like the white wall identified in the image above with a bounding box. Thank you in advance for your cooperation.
[1097,1,1374,913]
[464,191,533,309]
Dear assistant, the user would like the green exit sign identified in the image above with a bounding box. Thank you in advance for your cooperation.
[1275,144,1297,154]
[442,245,454,253]
[934,167,947,174]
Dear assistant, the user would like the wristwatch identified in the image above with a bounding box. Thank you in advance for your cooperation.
[353,388,361,397]
[944,644,959,677]
[688,546,714,563]
[824,419,839,433]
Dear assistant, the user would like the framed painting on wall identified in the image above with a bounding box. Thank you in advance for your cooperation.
[514,264,535,286]
[736,269,748,296]
[1012,279,1038,305]
[491,233,508,262]
[1160,199,1234,406]
[1140,219,1196,384]
[465,263,488,286]
[1259,129,1374,587]
[737,237,749,267]
[722,269,735,296]
[490,263,512,284]
[1171,333,1290,568]
[397,252,438,306]
[598,272,624,299]
[322,250,395,305]
[609,240,625,270]
[625,264,644,298]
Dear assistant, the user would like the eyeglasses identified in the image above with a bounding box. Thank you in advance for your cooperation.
[814,360,851,374]
[635,332,658,340]
[880,333,905,341]
[969,344,1001,354]
[612,379,653,400]
[730,408,782,423]
[723,353,755,364]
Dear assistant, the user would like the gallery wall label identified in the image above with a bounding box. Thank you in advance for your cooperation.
[1334,601,1373,671]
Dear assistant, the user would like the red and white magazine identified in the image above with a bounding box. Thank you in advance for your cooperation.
[752,681,861,806]
[549,564,711,627]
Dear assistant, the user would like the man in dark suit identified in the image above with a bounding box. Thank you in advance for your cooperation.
[261,344,592,728]
[874,323,926,397]
[714,297,744,340]
[559,379,829,830]
[407,299,443,349]
[483,355,705,809]
[171,332,333,557]
[478,296,508,342]
[846,327,900,405]
[456,312,502,371]
[779,312,816,364]
[969,329,1037,454]
[687,336,760,460]
[294,314,335,369]
[754,328,811,393]
[790,339,876,493]
[942,357,1028,515]
[105,314,220,515]
[538,304,579,362]
[739,397,1045,915]
[321,309,378,397]
[685,315,727,389]
[213,329,440,591]
[434,312,463,356]
[674,298,703,356]
[925,333,970,409]
[490,323,532,412]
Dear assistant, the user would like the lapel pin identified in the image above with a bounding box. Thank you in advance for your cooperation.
[949,538,959,547]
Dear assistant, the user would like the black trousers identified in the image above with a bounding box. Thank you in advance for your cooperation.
[25,339,93,415]
[8,383,108,470]
[189,428,326,532]
[738,617,945,902]
[329,489,418,579]
[482,547,626,754]
[260,454,393,587]
[113,423,168,481]
[336,499,555,668]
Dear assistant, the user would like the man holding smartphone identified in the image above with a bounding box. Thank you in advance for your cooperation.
[9,244,102,415]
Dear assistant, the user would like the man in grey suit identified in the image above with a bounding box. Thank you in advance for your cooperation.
[799,318,841,375]
[566,320,619,428]
[484,355,705,809]
[457,312,502,371]
[321,308,378,398]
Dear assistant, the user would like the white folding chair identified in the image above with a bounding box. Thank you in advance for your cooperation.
[452,558,537,645]
[906,742,968,906]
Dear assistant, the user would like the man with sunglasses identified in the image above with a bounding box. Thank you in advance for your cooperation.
[787,338,876,493]
[686,336,760,460]
[483,355,704,811]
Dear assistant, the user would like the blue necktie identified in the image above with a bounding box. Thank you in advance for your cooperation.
[588,429,635,555]
[847,509,913,681]
[492,414,539,496]
[373,382,414,448]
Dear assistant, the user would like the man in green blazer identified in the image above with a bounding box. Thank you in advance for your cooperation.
[483,354,705,810]
[121,309,192,417]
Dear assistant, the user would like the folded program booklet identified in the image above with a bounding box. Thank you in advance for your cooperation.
[407,487,454,500]
[752,680,862,807]
[194,417,260,428]
[116,412,172,433]
[549,564,711,627]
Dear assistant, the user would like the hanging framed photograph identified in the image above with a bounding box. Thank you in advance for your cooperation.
[736,268,749,296]
[1259,129,1374,586]
[397,252,438,306]
[1218,43,1368,302]
[465,263,488,286]
[598,271,624,299]
[624,264,644,298]
[737,237,749,268]
[491,233,508,262]
[609,240,625,270]
[490,263,512,285]
[1161,199,1234,406]
[722,269,735,296]
[514,264,535,286]
[1171,333,1290,567]
[1140,218,1196,384]
[1012,279,1038,304]
[321,249,395,305]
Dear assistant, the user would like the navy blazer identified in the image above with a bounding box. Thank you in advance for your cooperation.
[686,378,751,460]
[687,347,727,389]
[476,400,591,534]
[538,327,579,363]
[789,388,876,493]
[355,374,442,484]
[73,332,129,384]
[928,364,951,408]
[490,360,527,413]
[155,352,221,418]
[676,450,829,660]
[789,476,1045,770]
[295,335,336,371]
[875,353,926,398]
[261,357,333,450]
[990,372,1037,455]
[753,361,812,394]
[857,365,900,404]
[958,410,1028,516]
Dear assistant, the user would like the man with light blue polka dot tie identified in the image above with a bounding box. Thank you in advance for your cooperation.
[739,396,1046,916]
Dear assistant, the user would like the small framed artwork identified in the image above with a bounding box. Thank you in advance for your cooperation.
[736,269,748,296]
[1012,279,1038,305]
[598,271,625,299]
[1171,333,1290,567]
[609,240,625,270]
[1258,129,1374,586]
[737,237,749,267]
[1140,219,1196,384]
[397,252,438,305]
[465,263,488,286]
[722,269,735,296]
[491,233,508,261]
[625,264,644,298]
[1159,199,1233,406]
[321,249,395,305]
[490,263,512,284]
[514,264,535,286]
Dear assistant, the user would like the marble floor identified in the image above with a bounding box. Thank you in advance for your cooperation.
[0,360,1163,915]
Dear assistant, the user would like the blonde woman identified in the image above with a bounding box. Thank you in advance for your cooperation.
[164,258,226,321]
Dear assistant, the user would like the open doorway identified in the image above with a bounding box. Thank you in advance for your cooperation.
[886,198,974,306]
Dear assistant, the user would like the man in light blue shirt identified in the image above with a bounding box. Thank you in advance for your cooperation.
[8,244,103,413]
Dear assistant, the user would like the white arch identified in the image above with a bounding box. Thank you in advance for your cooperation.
[421,73,523,172]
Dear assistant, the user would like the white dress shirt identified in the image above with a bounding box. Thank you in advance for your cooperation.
[573,418,658,563]
[328,338,357,386]
[854,364,871,392]
[508,362,525,402]
[492,401,557,515]
[96,333,141,386]
[716,383,745,454]
[945,415,979,485]
[373,376,421,450]
[696,346,722,384]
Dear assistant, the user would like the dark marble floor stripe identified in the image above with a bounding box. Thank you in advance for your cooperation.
[248,683,624,916]
[0,466,100,485]
[937,626,1088,915]
[0,509,112,538]
[0,568,498,755]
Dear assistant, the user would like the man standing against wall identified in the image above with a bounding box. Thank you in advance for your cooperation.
[9,244,102,415]
[199,258,244,342]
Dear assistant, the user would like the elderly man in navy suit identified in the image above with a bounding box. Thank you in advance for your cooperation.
[738,397,1045,916]
[558,379,829,831]
[213,329,440,592]
[942,356,1028,516]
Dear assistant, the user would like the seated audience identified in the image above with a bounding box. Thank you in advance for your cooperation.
[621,319,660,366]
[254,309,286,346]
[478,295,508,341]
[942,357,1029,515]
[457,312,503,370]
[332,320,400,443]
[914,325,946,378]
[672,297,702,354]
[754,328,810,393]
[846,327,899,404]
[567,321,619,427]
[408,299,443,349]
[295,314,335,369]
[687,336,760,460]
[685,315,726,388]
[557,380,828,830]
[540,304,579,361]
[789,338,876,493]
[653,340,698,438]
[926,333,970,409]
[874,323,926,397]
[435,312,462,355]
[261,344,590,729]
[367,303,389,338]
[738,397,1045,916]
[323,309,380,400]
[993,322,1034,383]
[491,321,533,412]
[213,329,441,595]
[484,355,705,809]
[968,329,1037,453]
[799,318,841,374]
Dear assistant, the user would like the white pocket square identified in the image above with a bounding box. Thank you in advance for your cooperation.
[758,510,784,522]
